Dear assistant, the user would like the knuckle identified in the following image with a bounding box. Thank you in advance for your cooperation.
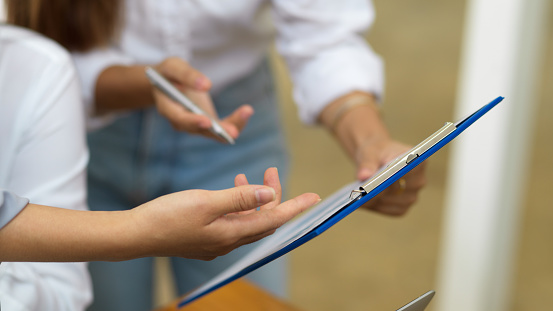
[217,246,234,256]
[190,190,209,209]
[394,211,407,217]
[416,176,427,188]
[388,208,408,217]
[231,189,254,212]
[270,214,286,229]
[204,237,237,258]
[405,194,418,206]
[259,206,283,227]
[217,230,239,247]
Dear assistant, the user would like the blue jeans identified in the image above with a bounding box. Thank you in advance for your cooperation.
[86,61,289,311]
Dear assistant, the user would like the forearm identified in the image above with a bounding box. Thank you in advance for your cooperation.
[0,204,145,262]
[318,91,390,158]
[94,65,155,113]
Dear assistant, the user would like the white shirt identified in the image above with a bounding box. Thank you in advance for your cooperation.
[72,0,383,128]
[0,25,92,311]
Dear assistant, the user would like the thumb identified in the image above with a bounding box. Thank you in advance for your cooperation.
[209,185,277,216]
[356,150,382,181]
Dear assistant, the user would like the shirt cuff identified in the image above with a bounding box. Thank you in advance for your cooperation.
[291,41,384,124]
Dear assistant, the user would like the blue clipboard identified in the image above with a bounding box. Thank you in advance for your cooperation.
[178,96,504,308]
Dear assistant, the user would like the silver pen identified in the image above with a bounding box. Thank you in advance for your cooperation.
[145,66,235,144]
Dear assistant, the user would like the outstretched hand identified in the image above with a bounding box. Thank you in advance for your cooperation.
[133,167,320,260]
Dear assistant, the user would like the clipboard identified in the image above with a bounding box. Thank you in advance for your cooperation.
[178,96,504,308]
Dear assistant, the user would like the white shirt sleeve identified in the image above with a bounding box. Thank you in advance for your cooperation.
[0,189,29,229]
[0,26,92,311]
[272,0,384,124]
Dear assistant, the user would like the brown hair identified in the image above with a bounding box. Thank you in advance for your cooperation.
[6,0,122,52]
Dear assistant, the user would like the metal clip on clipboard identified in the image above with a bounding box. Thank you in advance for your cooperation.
[349,122,457,200]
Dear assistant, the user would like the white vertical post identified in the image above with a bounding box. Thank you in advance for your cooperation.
[436,0,549,311]
[0,3,5,22]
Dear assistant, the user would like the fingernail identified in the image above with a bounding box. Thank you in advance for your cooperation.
[194,77,208,89]
[241,106,254,119]
[255,187,276,204]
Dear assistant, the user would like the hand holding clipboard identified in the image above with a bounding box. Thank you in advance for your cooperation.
[178,96,504,307]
